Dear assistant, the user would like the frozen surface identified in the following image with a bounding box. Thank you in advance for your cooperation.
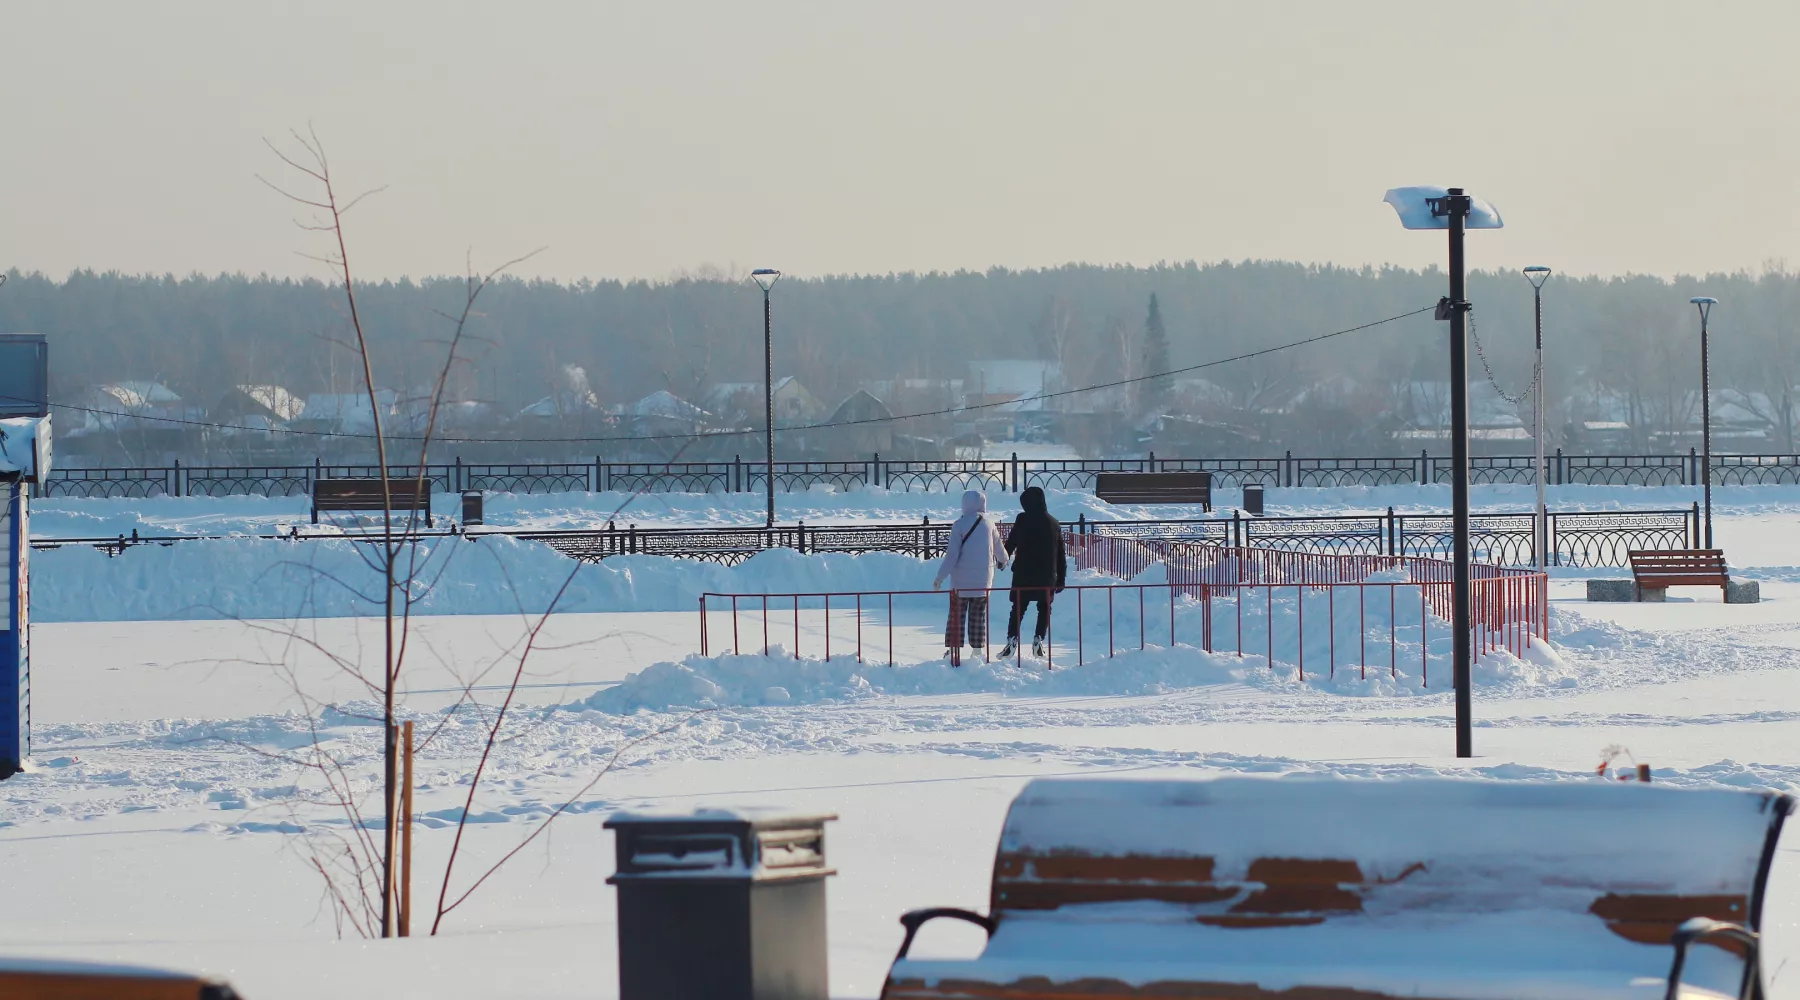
[3,490,1800,998]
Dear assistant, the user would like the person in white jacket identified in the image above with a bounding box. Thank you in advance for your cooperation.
[932,489,1009,664]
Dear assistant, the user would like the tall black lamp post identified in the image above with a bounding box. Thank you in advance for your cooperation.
[751,268,782,527]
[1384,185,1505,759]
[1691,296,1718,548]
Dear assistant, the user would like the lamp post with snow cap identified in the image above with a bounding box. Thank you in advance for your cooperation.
[751,269,782,527]
[1524,266,1551,570]
[1692,296,1718,548]
[1383,186,1504,760]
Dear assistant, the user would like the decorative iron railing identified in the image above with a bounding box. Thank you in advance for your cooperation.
[38,448,1799,497]
[38,505,1692,571]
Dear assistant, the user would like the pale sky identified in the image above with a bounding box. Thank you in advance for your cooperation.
[4,1,1798,283]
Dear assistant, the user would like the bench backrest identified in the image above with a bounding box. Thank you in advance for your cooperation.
[1094,471,1212,504]
[312,478,431,510]
[992,777,1784,935]
[1630,549,1728,579]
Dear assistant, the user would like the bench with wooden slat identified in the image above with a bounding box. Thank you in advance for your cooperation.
[311,477,433,526]
[1094,471,1212,511]
[881,776,1791,1000]
[1629,548,1729,601]
[0,957,244,999]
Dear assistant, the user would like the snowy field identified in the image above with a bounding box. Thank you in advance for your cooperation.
[4,485,1800,998]
[32,481,1800,538]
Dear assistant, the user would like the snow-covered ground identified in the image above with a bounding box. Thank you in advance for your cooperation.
[26,482,1800,624]
[31,481,1796,538]
[3,486,1799,998]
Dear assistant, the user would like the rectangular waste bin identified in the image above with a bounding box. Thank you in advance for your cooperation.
[1243,482,1265,516]
[607,807,836,1000]
[461,490,483,526]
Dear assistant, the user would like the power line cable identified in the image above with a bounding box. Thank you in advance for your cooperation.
[6,303,1436,445]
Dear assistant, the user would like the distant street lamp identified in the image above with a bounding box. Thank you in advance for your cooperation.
[1524,266,1552,570]
[1384,185,1505,760]
[751,268,782,527]
[1691,296,1718,548]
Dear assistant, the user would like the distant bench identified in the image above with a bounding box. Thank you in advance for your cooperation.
[1094,471,1211,511]
[311,478,433,526]
[1630,548,1728,602]
[882,775,1789,1000]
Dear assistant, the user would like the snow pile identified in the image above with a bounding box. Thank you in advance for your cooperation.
[29,536,946,622]
[0,414,50,478]
[584,631,1573,714]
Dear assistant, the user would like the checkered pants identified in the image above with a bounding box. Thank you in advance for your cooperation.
[944,593,990,650]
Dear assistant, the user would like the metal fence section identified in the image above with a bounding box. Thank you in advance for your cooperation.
[37,447,1800,496]
[697,544,1548,684]
[35,505,1696,569]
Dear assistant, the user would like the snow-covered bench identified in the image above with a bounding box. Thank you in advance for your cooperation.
[0,956,243,998]
[882,776,1791,1000]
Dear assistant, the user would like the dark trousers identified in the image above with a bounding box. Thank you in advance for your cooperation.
[1007,587,1054,641]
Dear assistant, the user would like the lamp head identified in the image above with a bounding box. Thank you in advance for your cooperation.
[1691,295,1717,324]
[1523,265,1551,290]
[750,268,782,293]
[1382,186,1504,230]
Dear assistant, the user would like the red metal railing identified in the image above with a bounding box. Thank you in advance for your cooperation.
[697,546,1548,686]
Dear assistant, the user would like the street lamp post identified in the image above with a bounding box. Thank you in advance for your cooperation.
[1692,296,1718,548]
[1524,266,1551,570]
[751,269,782,527]
[1384,185,1504,760]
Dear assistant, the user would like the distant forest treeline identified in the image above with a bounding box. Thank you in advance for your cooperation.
[2,260,1797,458]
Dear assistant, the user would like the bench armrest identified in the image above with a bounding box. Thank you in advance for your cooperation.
[1666,918,1759,1000]
[894,907,996,961]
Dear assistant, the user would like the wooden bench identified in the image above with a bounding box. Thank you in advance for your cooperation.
[0,957,244,998]
[311,478,433,526]
[882,776,1790,1000]
[1630,548,1729,602]
[1094,472,1211,511]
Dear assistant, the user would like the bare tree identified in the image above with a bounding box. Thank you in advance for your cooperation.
[260,127,542,937]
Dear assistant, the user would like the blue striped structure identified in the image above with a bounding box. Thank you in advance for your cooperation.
[1,477,26,777]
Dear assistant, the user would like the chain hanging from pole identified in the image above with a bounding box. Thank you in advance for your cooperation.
[1468,310,1542,406]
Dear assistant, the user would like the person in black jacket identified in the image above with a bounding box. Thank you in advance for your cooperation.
[1001,486,1066,659]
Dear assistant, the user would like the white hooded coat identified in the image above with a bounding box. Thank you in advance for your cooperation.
[933,490,1008,595]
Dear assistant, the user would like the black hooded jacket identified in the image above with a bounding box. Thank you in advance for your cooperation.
[1005,486,1066,590]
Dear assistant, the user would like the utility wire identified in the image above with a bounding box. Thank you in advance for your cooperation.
[6,303,1436,446]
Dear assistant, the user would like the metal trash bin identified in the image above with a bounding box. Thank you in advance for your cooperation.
[1242,482,1265,516]
[461,490,483,526]
[607,808,837,1000]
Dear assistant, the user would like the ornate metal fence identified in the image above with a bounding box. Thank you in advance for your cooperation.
[38,466,178,498]
[40,449,1800,497]
[34,502,1698,569]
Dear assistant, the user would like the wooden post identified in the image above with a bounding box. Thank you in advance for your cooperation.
[400,719,414,937]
